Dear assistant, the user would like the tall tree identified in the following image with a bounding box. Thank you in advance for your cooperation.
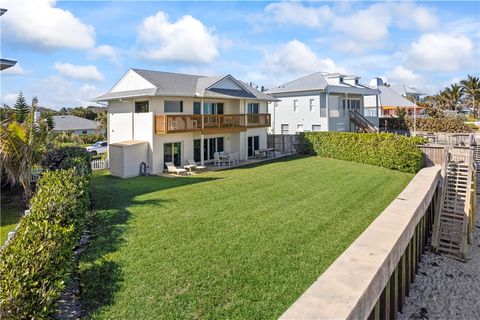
[460,75,480,117]
[441,84,464,111]
[0,98,50,202]
[13,92,29,123]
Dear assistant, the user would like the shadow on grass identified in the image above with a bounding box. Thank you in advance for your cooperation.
[79,173,220,316]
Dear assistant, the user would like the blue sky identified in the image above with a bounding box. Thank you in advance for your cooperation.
[1,0,479,109]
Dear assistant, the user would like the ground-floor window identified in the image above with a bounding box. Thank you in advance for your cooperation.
[194,137,224,162]
[164,142,182,168]
[281,124,289,134]
[312,124,321,132]
[247,136,260,157]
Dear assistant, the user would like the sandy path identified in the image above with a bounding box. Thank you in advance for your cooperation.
[399,209,480,319]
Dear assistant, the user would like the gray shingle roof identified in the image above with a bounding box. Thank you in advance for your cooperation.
[95,69,275,101]
[265,71,378,95]
[378,85,416,107]
[52,115,96,131]
[265,72,328,94]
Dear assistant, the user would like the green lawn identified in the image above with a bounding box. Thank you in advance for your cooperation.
[80,156,413,319]
[0,189,24,244]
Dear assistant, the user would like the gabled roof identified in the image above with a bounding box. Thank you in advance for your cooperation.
[52,115,97,131]
[378,85,416,108]
[390,85,426,97]
[265,71,378,95]
[95,69,275,101]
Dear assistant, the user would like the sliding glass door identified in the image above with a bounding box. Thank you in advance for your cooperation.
[164,142,182,167]
[248,136,259,157]
[193,137,224,162]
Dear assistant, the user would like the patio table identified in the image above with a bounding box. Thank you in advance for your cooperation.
[257,148,276,158]
[184,164,196,173]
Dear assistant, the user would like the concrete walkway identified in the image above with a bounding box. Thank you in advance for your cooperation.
[399,200,480,319]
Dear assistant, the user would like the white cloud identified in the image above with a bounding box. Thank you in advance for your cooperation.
[1,0,95,50]
[89,45,121,66]
[263,2,332,28]
[384,66,424,87]
[54,62,104,81]
[137,11,218,63]
[405,33,474,72]
[264,40,343,78]
[1,93,18,106]
[1,62,27,76]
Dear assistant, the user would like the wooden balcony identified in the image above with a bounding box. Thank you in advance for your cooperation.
[155,114,271,134]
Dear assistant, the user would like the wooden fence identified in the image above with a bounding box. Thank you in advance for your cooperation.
[280,166,442,320]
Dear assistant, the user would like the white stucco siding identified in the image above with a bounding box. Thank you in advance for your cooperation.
[152,132,195,174]
[109,101,133,143]
[110,70,155,93]
[270,93,327,134]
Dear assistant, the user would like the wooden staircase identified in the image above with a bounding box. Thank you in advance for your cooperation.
[432,148,475,261]
[348,109,378,133]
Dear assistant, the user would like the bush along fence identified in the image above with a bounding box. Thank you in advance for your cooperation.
[380,117,472,133]
[280,166,442,320]
[0,147,91,319]
[301,132,425,173]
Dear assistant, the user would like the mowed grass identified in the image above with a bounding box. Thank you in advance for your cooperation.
[80,156,413,319]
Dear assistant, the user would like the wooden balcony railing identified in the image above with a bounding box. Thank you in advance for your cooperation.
[155,114,271,134]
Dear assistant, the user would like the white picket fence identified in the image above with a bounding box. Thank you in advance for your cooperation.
[91,158,109,170]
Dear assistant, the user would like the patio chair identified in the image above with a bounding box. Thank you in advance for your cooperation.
[187,159,207,172]
[214,152,223,167]
[165,162,187,176]
[227,152,239,166]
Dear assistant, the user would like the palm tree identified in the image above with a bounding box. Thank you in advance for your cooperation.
[460,75,480,117]
[441,84,464,112]
[95,110,107,135]
[0,98,50,202]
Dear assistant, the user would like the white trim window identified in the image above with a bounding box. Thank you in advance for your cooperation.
[312,124,321,132]
[309,99,315,112]
[296,124,304,133]
[293,99,299,113]
[281,123,289,134]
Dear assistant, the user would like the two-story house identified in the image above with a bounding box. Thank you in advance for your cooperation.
[265,72,380,134]
[364,78,425,117]
[95,68,274,177]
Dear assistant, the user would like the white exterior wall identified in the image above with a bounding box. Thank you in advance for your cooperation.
[108,101,133,143]
[269,92,328,134]
[110,70,155,92]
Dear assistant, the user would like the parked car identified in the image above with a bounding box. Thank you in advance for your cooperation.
[86,141,108,156]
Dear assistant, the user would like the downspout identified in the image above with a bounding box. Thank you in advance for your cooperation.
[326,88,330,131]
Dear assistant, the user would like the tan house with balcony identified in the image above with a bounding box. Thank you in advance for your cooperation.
[95,68,273,177]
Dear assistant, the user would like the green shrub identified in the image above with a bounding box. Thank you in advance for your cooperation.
[301,132,424,173]
[380,117,472,133]
[78,133,105,145]
[0,169,89,319]
[40,146,92,176]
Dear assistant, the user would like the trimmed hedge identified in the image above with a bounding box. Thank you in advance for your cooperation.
[0,169,89,318]
[380,117,472,133]
[301,132,425,173]
[40,146,92,176]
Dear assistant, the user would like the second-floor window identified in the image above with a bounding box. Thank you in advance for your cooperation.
[135,101,149,113]
[293,99,299,112]
[247,103,259,114]
[309,99,315,112]
[165,100,183,113]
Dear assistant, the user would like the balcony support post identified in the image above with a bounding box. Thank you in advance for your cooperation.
[201,96,205,165]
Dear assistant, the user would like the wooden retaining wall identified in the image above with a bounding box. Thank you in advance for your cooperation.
[280,166,441,320]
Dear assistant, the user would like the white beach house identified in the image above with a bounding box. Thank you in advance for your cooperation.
[265,72,380,133]
[95,68,275,178]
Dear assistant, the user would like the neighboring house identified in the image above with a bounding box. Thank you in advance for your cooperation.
[52,115,97,135]
[265,72,380,134]
[95,68,275,177]
[0,9,17,71]
[365,78,425,117]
